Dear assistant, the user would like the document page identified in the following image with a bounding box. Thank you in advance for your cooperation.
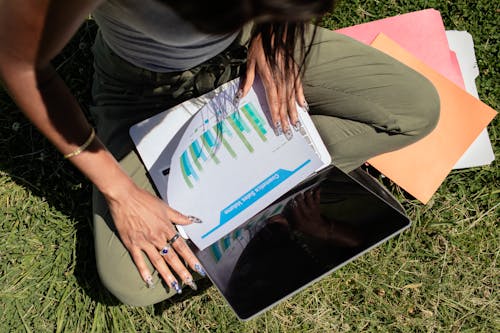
[167,79,324,249]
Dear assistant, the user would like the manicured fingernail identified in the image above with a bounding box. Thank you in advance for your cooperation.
[274,121,283,136]
[293,121,301,132]
[194,263,206,277]
[303,101,310,112]
[171,281,182,294]
[234,89,243,105]
[185,277,198,291]
[284,129,293,141]
[145,275,155,289]
[289,199,298,208]
[188,215,203,224]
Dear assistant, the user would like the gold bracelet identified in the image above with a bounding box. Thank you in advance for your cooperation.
[63,128,96,159]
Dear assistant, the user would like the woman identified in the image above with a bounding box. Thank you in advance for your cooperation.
[0,0,439,306]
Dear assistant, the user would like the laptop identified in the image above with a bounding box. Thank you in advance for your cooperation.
[190,165,410,320]
[130,79,410,320]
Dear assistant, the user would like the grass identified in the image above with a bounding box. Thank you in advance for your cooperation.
[1,1,498,332]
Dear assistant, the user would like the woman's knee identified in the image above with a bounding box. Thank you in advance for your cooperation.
[93,213,172,306]
[95,242,148,306]
[96,262,139,306]
[96,252,175,306]
[406,75,440,139]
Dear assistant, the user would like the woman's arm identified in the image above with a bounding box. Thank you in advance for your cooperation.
[0,0,119,192]
[0,0,202,291]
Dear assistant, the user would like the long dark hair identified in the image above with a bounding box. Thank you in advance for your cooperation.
[162,0,337,81]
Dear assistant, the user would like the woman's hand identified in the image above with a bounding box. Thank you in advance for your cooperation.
[0,0,206,295]
[288,189,363,247]
[105,181,204,292]
[289,188,326,236]
[239,35,307,139]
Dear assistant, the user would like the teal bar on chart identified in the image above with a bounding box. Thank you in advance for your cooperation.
[227,114,254,153]
[230,112,250,133]
[192,139,207,161]
[221,235,231,250]
[210,242,222,262]
[181,150,198,181]
[241,103,267,142]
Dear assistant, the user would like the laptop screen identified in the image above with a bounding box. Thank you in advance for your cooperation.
[190,166,410,320]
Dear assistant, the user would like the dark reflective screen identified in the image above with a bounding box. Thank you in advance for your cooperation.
[191,166,410,320]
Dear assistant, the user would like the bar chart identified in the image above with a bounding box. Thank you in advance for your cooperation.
[180,102,270,188]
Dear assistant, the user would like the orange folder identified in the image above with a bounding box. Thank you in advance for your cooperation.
[367,34,497,203]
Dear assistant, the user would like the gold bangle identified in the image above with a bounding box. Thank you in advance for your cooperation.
[63,128,96,159]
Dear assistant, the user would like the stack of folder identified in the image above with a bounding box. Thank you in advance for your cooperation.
[335,9,497,203]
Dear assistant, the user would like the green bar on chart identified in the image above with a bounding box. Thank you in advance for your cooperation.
[241,103,267,142]
[180,156,193,189]
[213,123,237,158]
[227,114,254,153]
[201,131,220,164]
[189,144,203,171]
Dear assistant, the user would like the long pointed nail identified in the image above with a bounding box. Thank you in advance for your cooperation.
[274,121,283,136]
[303,101,310,112]
[185,277,198,291]
[194,263,206,277]
[284,129,293,141]
[171,281,182,294]
[234,89,243,104]
[188,215,203,224]
[293,121,301,132]
[145,276,155,289]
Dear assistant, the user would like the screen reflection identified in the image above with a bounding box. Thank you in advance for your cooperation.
[192,167,409,319]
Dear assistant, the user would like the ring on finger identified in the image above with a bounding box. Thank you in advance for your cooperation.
[159,244,171,256]
[167,232,181,246]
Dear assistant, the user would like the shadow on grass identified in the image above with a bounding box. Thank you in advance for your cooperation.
[152,278,214,316]
[0,20,122,306]
[1,20,215,311]
[0,123,121,307]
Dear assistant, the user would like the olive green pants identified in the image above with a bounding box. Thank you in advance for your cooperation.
[90,26,439,306]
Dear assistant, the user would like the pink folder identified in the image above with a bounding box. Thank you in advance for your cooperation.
[367,34,497,203]
[336,9,464,88]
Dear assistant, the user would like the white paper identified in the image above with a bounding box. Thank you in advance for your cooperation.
[130,81,240,204]
[166,78,324,250]
[130,78,329,249]
[446,30,495,169]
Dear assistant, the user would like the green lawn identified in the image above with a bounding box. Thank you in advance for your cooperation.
[1,1,498,332]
